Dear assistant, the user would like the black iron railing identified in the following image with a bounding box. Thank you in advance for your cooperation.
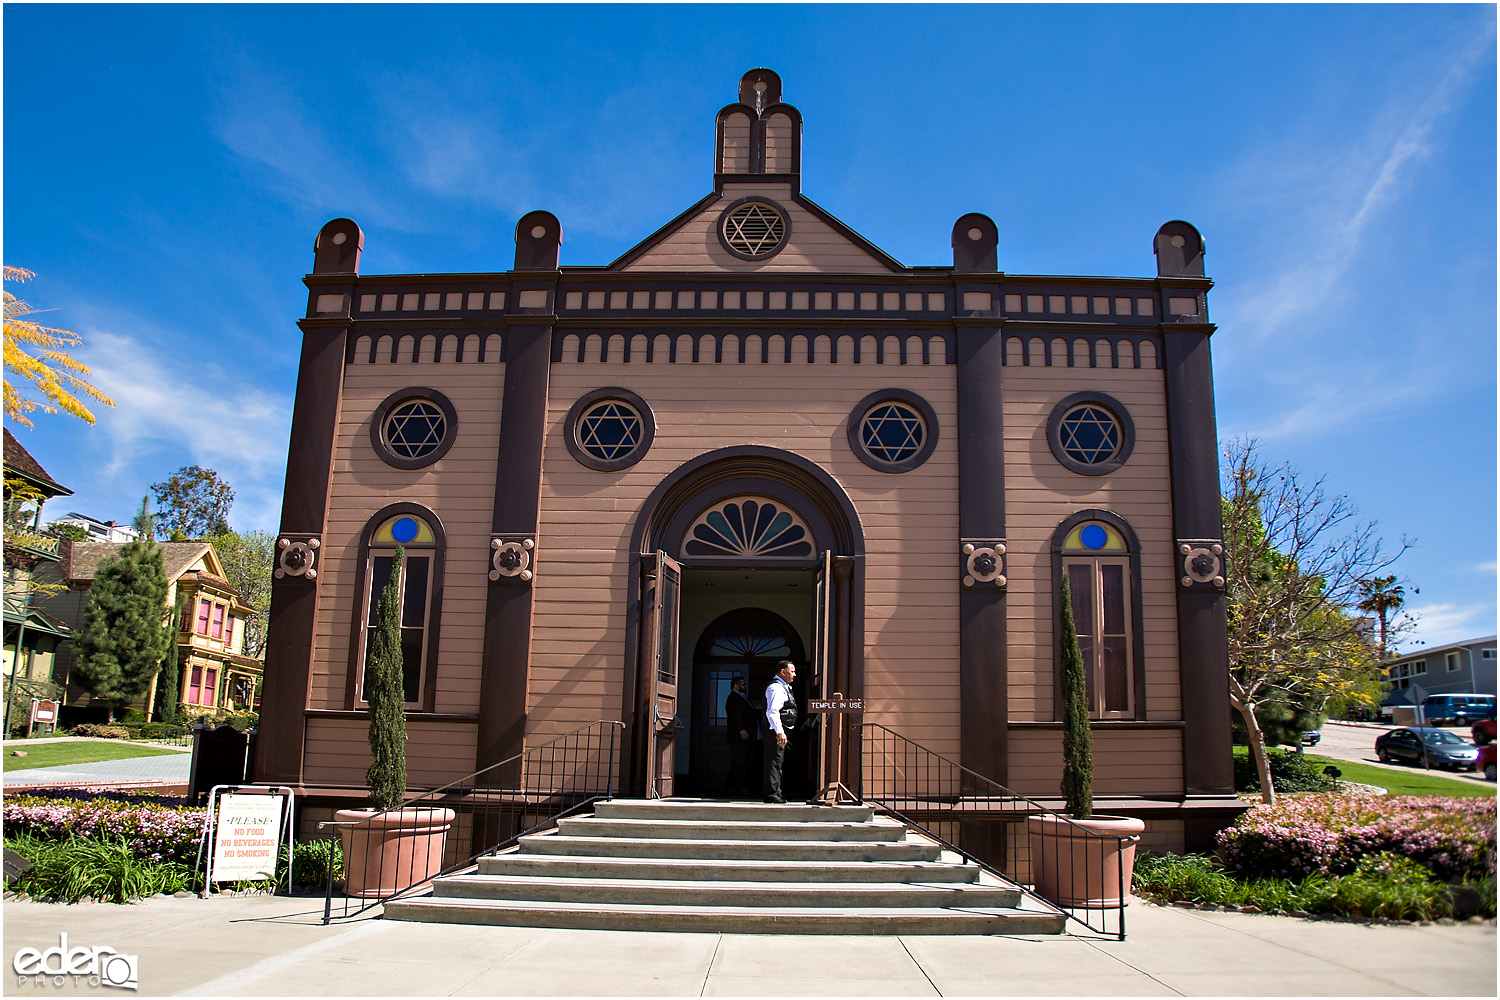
[318,720,622,923]
[859,723,1133,940]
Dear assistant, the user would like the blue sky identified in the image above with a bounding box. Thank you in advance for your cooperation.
[4,5,1495,651]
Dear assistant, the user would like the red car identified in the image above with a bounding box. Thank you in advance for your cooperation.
[1478,743,1497,782]
[1472,718,1497,746]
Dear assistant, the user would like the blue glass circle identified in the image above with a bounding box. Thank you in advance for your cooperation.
[391,517,420,544]
[1080,524,1108,550]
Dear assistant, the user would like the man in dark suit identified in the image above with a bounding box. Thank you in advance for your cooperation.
[724,675,758,795]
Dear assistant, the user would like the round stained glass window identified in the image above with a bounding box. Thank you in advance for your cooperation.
[860,403,926,463]
[719,199,789,260]
[383,400,447,459]
[1058,405,1121,466]
[564,387,655,472]
[578,400,643,462]
[847,388,939,473]
[371,388,457,470]
[1045,392,1135,476]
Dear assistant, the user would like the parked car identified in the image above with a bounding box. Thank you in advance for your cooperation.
[1477,743,1497,782]
[1374,727,1481,770]
[1300,730,1321,746]
[1472,718,1497,746]
[1421,694,1498,727]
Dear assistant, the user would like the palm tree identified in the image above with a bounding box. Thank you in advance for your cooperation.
[1357,575,1406,661]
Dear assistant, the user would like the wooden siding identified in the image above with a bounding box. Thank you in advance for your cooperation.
[764,113,794,173]
[303,716,479,788]
[1002,343,1181,722]
[720,113,751,173]
[534,346,960,754]
[1006,728,1184,798]
[624,183,895,274]
[309,349,503,715]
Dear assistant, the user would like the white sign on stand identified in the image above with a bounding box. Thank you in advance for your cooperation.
[196,787,294,894]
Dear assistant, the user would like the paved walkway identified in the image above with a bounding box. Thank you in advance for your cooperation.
[1,893,1493,997]
[4,749,192,788]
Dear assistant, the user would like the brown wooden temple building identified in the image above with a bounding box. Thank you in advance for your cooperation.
[257,69,1240,851]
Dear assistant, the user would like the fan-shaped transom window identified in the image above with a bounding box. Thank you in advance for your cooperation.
[720,201,788,259]
[708,625,793,660]
[384,400,447,459]
[1058,405,1121,466]
[684,497,813,558]
[578,399,643,461]
[861,402,926,463]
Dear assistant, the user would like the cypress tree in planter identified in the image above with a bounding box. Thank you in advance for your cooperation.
[1026,574,1144,908]
[335,547,454,898]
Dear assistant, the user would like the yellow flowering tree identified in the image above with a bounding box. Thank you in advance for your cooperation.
[3,266,113,428]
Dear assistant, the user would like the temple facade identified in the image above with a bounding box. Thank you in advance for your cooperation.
[256,69,1240,850]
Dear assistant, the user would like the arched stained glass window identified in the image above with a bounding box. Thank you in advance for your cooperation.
[684,497,813,558]
[709,626,793,660]
[360,511,439,708]
[1056,514,1136,719]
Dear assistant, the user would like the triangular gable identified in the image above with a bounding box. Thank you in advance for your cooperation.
[612,183,903,274]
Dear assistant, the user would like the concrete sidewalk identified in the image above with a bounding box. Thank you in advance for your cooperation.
[4,751,192,789]
[1,893,1494,997]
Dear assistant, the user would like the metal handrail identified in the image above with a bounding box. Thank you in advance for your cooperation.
[858,722,1132,940]
[317,720,622,923]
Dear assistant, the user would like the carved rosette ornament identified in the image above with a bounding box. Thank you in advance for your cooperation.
[1177,539,1225,590]
[274,535,321,581]
[490,536,536,583]
[960,540,1007,589]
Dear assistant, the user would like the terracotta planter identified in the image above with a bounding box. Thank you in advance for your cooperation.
[1026,813,1144,908]
[335,807,456,899]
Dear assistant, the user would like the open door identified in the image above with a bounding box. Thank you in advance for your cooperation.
[638,551,683,797]
[812,551,833,796]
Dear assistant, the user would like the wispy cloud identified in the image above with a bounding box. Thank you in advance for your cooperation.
[1403,602,1495,649]
[70,318,291,533]
[1474,561,1498,574]
[212,60,415,233]
[1218,25,1494,344]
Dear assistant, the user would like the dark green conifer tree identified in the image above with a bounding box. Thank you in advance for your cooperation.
[364,546,408,811]
[1059,574,1094,820]
[74,502,171,715]
[154,594,187,723]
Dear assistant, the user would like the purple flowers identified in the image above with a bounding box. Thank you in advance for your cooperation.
[4,791,206,866]
[1218,795,1496,882]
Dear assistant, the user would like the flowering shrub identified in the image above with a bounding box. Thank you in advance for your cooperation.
[1219,794,1496,882]
[4,792,205,866]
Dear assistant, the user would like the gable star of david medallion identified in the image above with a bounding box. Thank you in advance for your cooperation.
[717,198,790,260]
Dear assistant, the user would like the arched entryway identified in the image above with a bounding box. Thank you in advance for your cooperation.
[623,447,865,798]
[688,607,807,795]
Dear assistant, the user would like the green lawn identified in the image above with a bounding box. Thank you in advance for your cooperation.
[2,740,182,772]
[1305,753,1495,798]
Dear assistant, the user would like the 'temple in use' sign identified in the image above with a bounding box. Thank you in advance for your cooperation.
[210,793,284,882]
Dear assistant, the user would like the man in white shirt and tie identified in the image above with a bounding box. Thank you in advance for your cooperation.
[763,660,797,803]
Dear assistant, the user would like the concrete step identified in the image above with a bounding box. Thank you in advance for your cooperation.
[517,833,943,863]
[475,854,980,883]
[431,874,1023,909]
[553,815,905,842]
[593,800,876,824]
[383,895,1068,935]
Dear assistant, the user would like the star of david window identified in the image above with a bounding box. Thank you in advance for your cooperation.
[717,198,790,260]
[385,401,446,458]
[847,389,939,473]
[565,387,655,471]
[1059,405,1120,465]
[1045,392,1135,477]
[371,388,457,470]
